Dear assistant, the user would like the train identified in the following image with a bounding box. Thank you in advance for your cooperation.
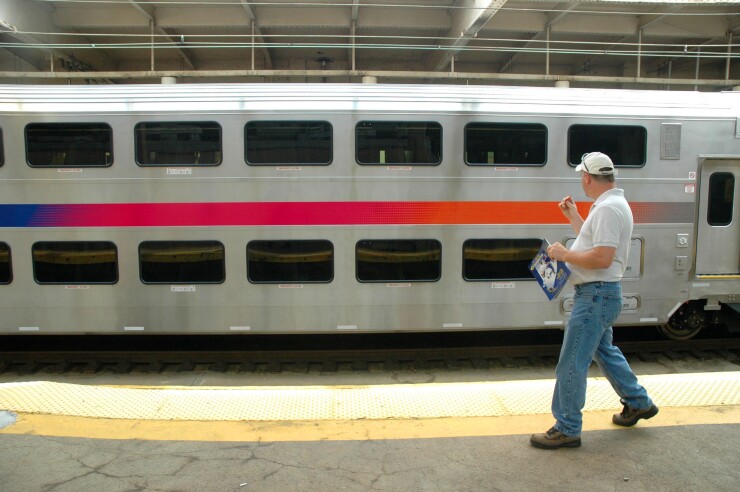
[0,83,738,339]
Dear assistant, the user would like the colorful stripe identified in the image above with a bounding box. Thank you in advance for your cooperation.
[0,201,694,228]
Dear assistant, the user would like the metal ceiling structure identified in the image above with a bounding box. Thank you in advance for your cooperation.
[1,0,740,90]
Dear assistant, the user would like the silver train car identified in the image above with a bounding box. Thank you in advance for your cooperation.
[0,84,738,339]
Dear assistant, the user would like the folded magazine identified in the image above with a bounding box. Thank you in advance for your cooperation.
[529,240,571,300]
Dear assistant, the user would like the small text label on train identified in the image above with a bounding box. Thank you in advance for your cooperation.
[171,285,196,292]
[167,168,192,175]
[492,282,515,288]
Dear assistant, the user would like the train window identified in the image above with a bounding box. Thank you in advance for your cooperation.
[707,172,735,226]
[567,125,646,168]
[0,128,4,167]
[0,242,11,284]
[139,241,225,284]
[356,121,442,165]
[135,121,222,166]
[465,123,547,166]
[32,241,118,284]
[247,240,333,283]
[356,239,441,282]
[26,123,113,167]
[245,121,332,165]
[463,239,541,281]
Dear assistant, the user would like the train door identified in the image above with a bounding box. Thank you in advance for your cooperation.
[695,158,739,275]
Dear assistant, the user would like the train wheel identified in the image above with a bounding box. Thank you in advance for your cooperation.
[658,301,707,340]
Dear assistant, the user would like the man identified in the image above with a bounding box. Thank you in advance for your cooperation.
[530,152,658,450]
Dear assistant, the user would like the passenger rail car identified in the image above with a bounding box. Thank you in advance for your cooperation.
[0,84,738,339]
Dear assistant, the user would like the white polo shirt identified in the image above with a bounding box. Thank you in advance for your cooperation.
[567,188,633,285]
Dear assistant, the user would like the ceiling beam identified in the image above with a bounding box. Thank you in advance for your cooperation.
[240,0,273,70]
[2,68,738,90]
[427,0,508,72]
[127,0,195,70]
[499,2,579,73]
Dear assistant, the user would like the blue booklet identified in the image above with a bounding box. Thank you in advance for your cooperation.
[529,240,571,300]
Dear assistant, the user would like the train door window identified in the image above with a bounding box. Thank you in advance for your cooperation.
[135,121,222,166]
[356,121,442,165]
[139,241,225,284]
[707,172,735,226]
[247,240,333,283]
[463,238,541,281]
[26,123,113,167]
[567,125,646,168]
[245,121,332,165]
[0,242,11,284]
[32,241,118,284]
[356,239,441,282]
[465,123,547,166]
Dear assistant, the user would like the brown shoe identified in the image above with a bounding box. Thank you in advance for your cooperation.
[612,401,659,427]
[530,427,581,449]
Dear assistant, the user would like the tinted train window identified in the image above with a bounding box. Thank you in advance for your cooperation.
[356,121,442,165]
[356,239,441,282]
[463,238,541,281]
[0,242,11,284]
[245,121,332,165]
[139,241,225,284]
[135,121,222,166]
[568,125,646,168]
[247,240,333,283]
[26,123,112,167]
[707,172,735,226]
[465,123,547,166]
[33,241,117,284]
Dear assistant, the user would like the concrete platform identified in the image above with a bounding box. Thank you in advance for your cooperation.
[1,367,739,491]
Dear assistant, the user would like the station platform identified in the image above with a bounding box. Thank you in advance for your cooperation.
[1,370,739,491]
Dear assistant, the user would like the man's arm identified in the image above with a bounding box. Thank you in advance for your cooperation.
[548,244,616,270]
[559,196,584,235]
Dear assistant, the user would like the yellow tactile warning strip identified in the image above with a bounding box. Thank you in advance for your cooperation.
[0,372,738,422]
[4,406,739,443]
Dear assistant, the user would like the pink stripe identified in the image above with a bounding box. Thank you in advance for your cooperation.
[14,201,694,227]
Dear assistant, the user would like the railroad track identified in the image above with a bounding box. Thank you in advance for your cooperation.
[1,336,738,375]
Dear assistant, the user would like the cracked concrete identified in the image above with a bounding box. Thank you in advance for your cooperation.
[1,425,739,492]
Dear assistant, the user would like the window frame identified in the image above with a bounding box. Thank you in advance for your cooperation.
[32,241,118,285]
[244,120,333,166]
[355,239,442,283]
[462,238,542,282]
[567,124,647,169]
[134,121,223,167]
[247,239,334,284]
[464,122,548,167]
[355,120,443,166]
[139,240,226,285]
[0,242,11,284]
[25,122,114,168]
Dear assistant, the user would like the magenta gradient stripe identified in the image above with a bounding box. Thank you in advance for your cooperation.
[0,201,694,228]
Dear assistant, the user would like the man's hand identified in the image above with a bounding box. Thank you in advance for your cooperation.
[558,195,584,234]
[547,242,569,262]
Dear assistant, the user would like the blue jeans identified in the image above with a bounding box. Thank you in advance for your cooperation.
[552,281,653,437]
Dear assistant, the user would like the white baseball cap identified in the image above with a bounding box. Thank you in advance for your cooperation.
[575,152,617,175]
